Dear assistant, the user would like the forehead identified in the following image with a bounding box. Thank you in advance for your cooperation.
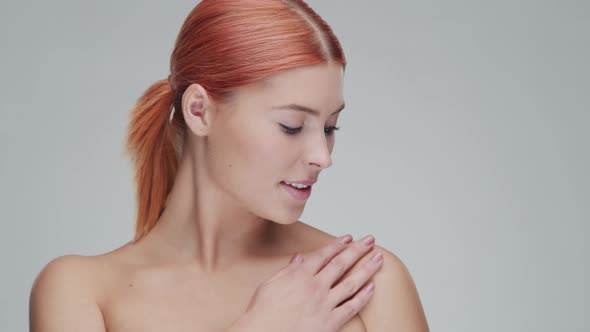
[233,62,344,113]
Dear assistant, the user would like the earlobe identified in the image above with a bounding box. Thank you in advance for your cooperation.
[182,83,214,136]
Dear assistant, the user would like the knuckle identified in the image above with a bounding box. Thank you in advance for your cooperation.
[356,294,367,308]
[332,258,347,275]
[364,259,378,274]
[356,241,369,252]
[329,240,343,251]
[343,302,357,317]
[341,279,357,295]
[321,255,333,269]
[330,241,346,255]
[334,238,347,248]
[319,247,334,266]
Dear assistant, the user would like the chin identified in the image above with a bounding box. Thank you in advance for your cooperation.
[250,188,307,225]
[261,207,303,225]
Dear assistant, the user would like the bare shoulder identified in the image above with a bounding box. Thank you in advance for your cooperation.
[291,222,429,331]
[288,223,369,331]
[29,254,110,332]
[287,220,341,250]
[357,245,430,332]
[30,254,105,302]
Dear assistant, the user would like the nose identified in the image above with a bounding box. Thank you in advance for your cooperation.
[305,131,333,170]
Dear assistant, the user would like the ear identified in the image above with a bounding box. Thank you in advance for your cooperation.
[181,83,217,137]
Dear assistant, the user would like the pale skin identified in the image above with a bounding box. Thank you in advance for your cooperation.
[29,62,429,331]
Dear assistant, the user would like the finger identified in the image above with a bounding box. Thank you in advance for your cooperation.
[327,251,382,308]
[330,281,375,329]
[315,235,375,286]
[299,235,353,275]
[290,253,303,264]
[265,252,304,284]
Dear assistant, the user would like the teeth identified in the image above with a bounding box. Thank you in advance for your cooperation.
[284,181,309,189]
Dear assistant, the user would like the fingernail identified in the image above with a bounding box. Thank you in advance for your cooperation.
[291,254,302,264]
[371,252,383,263]
[362,235,375,246]
[366,282,375,292]
[339,234,353,244]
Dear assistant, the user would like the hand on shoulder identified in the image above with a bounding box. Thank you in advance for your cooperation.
[358,245,430,332]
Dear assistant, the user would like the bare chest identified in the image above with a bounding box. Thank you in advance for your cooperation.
[100,268,252,332]
[100,272,366,332]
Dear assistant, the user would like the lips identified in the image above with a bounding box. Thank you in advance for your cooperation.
[282,178,317,186]
[280,181,312,201]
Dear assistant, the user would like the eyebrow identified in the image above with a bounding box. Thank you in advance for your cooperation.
[271,102,346,116]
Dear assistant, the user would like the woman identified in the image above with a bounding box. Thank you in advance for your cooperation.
[29,1,429,331]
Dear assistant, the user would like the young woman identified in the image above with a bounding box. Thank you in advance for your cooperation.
[29,1,429,331]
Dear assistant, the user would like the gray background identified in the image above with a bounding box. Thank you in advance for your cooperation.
[1,0,588,331]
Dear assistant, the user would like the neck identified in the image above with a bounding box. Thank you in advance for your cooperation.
[133,142,285,273]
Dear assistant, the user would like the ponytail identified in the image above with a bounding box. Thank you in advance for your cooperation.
[125,79,183,242]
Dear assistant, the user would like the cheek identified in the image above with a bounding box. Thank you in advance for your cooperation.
[237,127,293,180]
[213,122,290,187]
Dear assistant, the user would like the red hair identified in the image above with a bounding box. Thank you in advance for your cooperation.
[126,0,346,242]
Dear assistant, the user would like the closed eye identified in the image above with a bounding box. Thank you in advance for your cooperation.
[279,124,340,136]
[324,126,340,136]
[279,124,303,135]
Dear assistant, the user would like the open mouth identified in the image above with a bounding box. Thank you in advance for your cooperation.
[280,181,312,201]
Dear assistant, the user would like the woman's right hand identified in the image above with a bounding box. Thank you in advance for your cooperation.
[231,234,383,332]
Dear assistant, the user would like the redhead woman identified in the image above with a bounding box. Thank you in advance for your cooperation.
[29,1,429,331]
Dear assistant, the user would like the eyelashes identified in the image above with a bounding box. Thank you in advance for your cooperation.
[279,124,340,136]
